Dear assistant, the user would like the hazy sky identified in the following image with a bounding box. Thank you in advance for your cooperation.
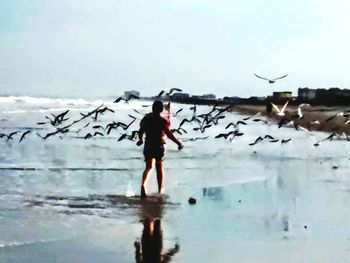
[1,0,349,98]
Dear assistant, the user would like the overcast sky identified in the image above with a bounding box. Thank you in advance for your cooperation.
[1,0,349,98]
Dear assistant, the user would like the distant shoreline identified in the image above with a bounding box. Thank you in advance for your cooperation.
[230,104,350,136]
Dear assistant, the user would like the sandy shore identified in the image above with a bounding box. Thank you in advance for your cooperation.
[231,104,350,136]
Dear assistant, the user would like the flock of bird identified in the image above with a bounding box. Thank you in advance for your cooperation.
[1,82,350,148]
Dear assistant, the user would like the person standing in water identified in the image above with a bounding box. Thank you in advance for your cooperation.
[137,100,183,198]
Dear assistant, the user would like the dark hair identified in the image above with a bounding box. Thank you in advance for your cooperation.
[152,100,164,114]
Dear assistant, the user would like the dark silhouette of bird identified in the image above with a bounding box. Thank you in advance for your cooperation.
[38,110,70,126]
[118,130,138,141]
[249,136,264,146]
[171,127,187,135]
[281,139,292,144]
[264,135,275,140]
[173,108,183,117]
[4,131,18,141]
[225,120,247,129]
[179,116,201,128]
[215,129,242,140]
[19,130,31,143]
[193,124,212,133]
[92,125,105,130]
[190,105,197,114]
[167,88,183,96]
[253,118,268,124]
[84,133,93,139]
[114,94,139,103]
[254,74,288,83]
[156,90,165,97]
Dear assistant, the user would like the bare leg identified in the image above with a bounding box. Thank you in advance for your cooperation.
[155,160,164,194]
[141,158,153,197]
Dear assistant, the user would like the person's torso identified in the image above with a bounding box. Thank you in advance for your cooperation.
[142,114,168,146]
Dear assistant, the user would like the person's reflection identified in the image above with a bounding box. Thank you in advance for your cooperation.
[134,198,179,263]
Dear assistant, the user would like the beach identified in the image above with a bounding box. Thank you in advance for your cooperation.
[1,97,350,262]
[232,104,350,135]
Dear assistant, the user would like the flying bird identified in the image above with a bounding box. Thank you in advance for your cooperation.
[249,136,264,146]
[114,94,139,103]
[271,100,289,116]
[19,130,31,143]
[254,74,288,83]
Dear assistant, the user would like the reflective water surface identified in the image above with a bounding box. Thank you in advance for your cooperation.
[0,98,350,262]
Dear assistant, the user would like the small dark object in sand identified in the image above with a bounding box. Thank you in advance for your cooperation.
[332,166,338,169]
[304,225,308,229]
[188,197,196,205]
[238,200,242,203]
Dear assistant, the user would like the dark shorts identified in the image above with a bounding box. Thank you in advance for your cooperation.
[143,144,165,161]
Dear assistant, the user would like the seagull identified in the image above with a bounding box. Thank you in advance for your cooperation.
[19,130,31,143]
[171,127,187,135]
[173,108,183,117]
[0,132,18,141]
[156,90,165,97]
[225,120,247,129]
[281,138,292,144]
[179,116,201,128]
[277,118,292,128]
[118,131,138,141]
[264,135,275,140]
[271,100,289,116]
[215,130,242,140]
[167,88,183,96]
[254,74,288,83]
[249,136,264,146]
[242,113,261,121]
[84,133,93,139]
[155,88,183,97]
[193,124,212,133]
[252,118,268,124]
[114,94,139,103]
[38,110,70,126]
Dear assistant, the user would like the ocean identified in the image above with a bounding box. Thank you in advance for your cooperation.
[0,96,349,262]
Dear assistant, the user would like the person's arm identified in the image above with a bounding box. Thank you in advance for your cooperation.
[165,127,183,150]
[137,119,146,146]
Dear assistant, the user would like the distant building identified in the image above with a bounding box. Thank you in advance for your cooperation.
[170,92,190,100]
[191,93,216,100]
[272,91,293,100]
[298,87,350,105]
[222,96,243,103]
[201,93,216,99]
[123,90,140,100]
[298,88,317,101]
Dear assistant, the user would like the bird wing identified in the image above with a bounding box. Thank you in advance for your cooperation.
[254,74,270,81]
[114,97,122,103]
[168,88,182,95]
[297,107,302,118]
[270,102,281,113]
[280,100,289,114]
[272,74,288,81]
[156,90,165,97]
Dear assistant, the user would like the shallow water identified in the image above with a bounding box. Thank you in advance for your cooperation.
[0,97,350,262]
